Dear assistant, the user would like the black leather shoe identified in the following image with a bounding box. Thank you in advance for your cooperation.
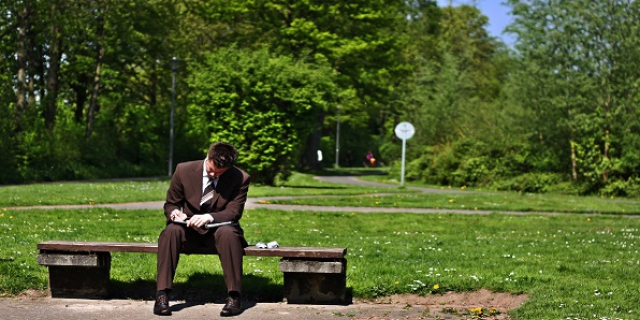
[220,296,242,317]
[153,293,172,316]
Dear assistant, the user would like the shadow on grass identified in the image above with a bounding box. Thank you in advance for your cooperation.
[109,273,283,304]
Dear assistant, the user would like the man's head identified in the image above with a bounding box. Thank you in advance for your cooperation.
[205,142,238,178]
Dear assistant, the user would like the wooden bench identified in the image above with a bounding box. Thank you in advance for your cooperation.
[37,240,348,304]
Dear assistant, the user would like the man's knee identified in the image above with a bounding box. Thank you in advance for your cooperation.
[160,223,185,239]
[215,226,241,242]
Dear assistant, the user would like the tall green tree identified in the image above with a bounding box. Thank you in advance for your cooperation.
[1,0,185,182]
[186,47,338,185]
[181,0,408,167]
[382,3,511,186]
[507,0,640,191]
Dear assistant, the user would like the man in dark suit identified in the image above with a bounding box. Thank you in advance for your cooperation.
[154,142,251,317]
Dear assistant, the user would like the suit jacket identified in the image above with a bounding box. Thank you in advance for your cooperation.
[164,160,251,225]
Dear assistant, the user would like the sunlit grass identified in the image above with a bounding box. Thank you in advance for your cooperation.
[269,191,640,215]
[3,170,640,318]
[0,172,406,207]
[1,207,640,319]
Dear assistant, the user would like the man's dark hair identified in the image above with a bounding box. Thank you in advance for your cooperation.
[207,142,238,168]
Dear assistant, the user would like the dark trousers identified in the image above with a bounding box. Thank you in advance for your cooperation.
[156,223,246,293]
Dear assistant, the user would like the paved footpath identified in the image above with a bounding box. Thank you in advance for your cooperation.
[8,175,575,217]
[0,295,439,320]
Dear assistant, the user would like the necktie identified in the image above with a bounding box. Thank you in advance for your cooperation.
[200,178,215,212]
[194,178,215,235]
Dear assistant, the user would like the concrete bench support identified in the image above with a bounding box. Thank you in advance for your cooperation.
[279,258,347,304]
[37,252,111,298]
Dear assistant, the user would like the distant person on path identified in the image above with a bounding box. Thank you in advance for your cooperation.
[154,142,251,317]
[364,151,376,167]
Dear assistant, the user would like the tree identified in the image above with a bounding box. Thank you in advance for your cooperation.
[186,47,338,185]
[381,3,511,186]
[181,0,408,168]
[1,0,186,182]
[507,0,640,191]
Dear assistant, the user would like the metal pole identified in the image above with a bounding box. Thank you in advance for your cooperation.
[401,138,406,187]
[335,106,340,168]
[168,57,177,176]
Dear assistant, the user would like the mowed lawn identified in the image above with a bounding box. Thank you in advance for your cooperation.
[1,173,639,319]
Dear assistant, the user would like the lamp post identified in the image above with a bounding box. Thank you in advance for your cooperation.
[168,57,178,176]
[335,106,340,168]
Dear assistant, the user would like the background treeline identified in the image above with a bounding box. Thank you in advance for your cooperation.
[1,0,640,196]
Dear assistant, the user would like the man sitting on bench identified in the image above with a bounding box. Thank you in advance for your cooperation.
[155,142,251,317]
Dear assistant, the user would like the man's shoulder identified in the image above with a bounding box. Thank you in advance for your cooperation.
[175,160,203,172]
[230,165,250,178]
[223,166,249,183]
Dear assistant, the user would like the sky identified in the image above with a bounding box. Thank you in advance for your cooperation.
[436,0,516,46]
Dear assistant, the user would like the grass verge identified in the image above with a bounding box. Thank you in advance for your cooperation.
[267,191,640,215]
[0,172,406,207]
[1,207,639,319]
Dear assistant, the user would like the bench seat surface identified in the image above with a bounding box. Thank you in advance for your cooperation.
[38,240,346,259]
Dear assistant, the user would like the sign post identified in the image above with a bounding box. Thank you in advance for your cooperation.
[394,122,415,187]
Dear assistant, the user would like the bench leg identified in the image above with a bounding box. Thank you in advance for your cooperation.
[280,258,350,305]
[42,252,111,298]
[283,272,349,304]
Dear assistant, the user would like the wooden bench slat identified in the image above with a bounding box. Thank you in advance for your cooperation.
[38,241,158,253]
[37,241,346,259]
[244,246,346,259]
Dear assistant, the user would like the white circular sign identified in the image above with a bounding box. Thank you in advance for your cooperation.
[394,122,415,140]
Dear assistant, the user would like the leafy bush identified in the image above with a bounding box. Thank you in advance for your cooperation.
[599,177,640,198]
[490,172,565,193]
[186,47,338,185]
[406,139,498,186]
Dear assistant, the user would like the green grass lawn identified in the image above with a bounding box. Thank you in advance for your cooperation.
[0,172,407,207]
[267,191,640,215]
[2,171,640,319]
[1,207,639,319]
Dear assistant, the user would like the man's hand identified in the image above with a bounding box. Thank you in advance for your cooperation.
[187,214,214,228]
[170,209,187,222]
